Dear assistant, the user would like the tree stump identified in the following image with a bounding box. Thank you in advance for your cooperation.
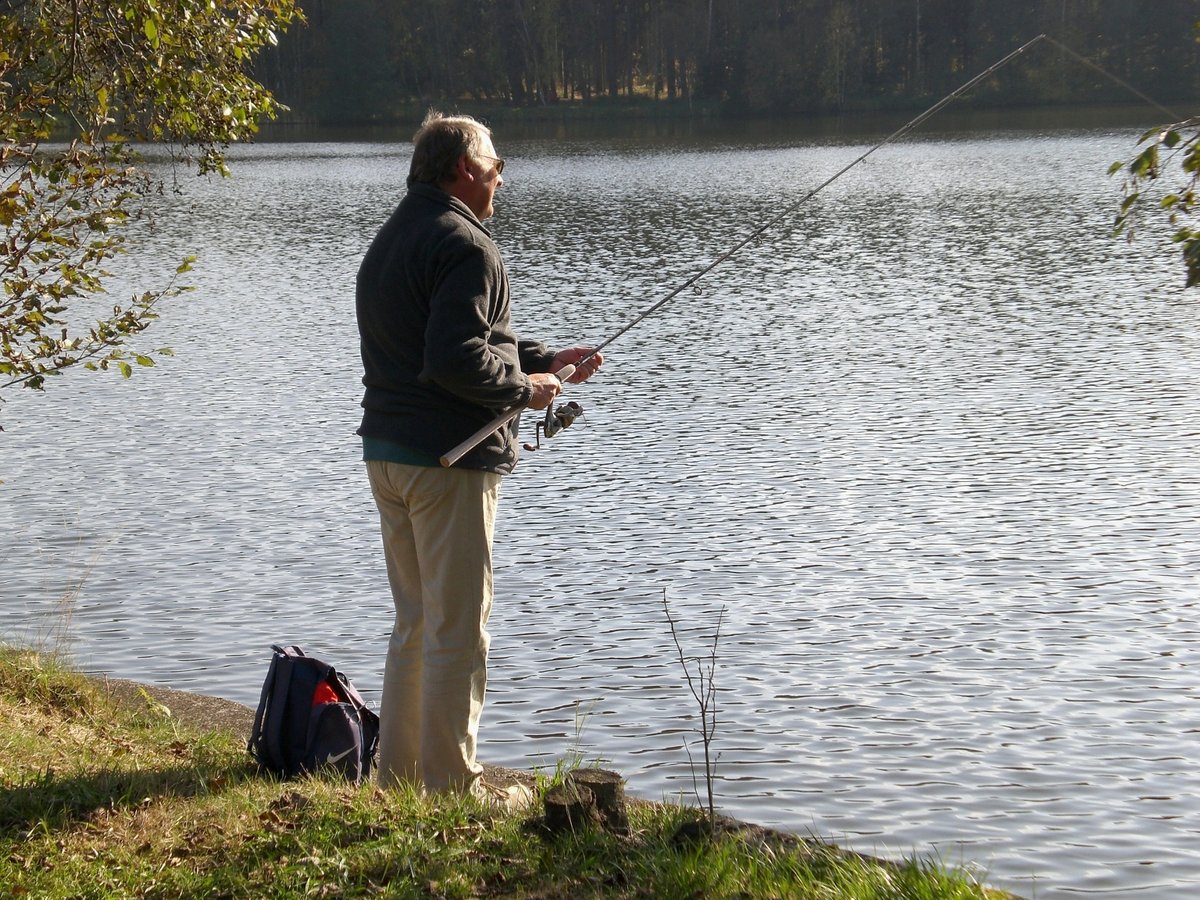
[543,782,597,835]
[569,767,629,835]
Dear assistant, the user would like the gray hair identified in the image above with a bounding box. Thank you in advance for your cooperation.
[407,110,491,187]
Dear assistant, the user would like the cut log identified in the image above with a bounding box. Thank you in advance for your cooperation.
[543,782,597,834]
[569,767,629,835]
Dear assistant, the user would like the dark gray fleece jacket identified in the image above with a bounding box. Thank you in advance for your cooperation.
[356,183,555,474]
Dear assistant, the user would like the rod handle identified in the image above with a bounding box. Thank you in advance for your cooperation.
[439,407,523,467]
[438,365,575,468]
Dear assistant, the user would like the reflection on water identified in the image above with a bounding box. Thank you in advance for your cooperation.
[4,116,1199,899]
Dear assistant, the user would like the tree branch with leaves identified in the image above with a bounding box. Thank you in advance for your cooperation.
[1112,117,1200,288]
[1,0,301,425]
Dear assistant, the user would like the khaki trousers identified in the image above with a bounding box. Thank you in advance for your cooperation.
[366,460,502,794]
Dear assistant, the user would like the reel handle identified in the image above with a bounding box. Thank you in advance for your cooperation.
[439,365,575,467]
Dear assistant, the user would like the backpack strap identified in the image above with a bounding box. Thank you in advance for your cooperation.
[262,646,305,774]
[333,670,375,714]
[248,653,278,760]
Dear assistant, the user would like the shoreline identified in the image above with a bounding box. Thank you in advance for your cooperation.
[96,674,1024,899]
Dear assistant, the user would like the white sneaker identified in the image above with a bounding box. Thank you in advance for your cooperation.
[476,779,535,813]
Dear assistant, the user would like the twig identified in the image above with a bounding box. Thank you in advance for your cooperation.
[662,589,725,820]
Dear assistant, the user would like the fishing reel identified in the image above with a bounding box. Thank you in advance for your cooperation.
[523,400,584,452]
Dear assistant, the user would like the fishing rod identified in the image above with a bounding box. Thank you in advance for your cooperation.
[442,32,1051,468]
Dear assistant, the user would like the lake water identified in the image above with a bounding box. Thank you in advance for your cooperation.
[3,113,1199,899]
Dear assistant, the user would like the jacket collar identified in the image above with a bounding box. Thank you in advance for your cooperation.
[406,181,491,236]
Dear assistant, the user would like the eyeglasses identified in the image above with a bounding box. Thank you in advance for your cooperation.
[477,155,505,176]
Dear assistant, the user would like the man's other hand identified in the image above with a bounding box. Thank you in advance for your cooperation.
[527,372,563,410]
[552,346,604,384]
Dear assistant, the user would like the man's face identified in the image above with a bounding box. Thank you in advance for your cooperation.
[462,135,504,221]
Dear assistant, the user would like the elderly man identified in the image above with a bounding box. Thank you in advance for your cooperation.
[356,111,601,801]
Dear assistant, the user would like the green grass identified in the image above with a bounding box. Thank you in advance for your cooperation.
[0,646,1016,898]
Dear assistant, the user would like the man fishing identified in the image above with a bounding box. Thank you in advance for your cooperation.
[356,110,601,803]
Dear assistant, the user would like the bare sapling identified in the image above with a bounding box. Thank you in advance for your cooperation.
[662,589,725,821]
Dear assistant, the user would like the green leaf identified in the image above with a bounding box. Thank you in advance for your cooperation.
[134,354,155,367]
[1130,146,1159,179]
[143,19,160,47]
[118,360,132,378]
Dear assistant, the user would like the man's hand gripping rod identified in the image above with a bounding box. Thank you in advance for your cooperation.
[439,364,577,467]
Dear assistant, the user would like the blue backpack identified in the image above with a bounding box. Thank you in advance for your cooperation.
[248,644,380,783]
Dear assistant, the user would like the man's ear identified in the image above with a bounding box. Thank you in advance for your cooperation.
[453,154,475,183]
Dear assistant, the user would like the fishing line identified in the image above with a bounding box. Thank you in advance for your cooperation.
[442,32,1177,466]
[1042,34,1179,121]
[575,33,1050,367]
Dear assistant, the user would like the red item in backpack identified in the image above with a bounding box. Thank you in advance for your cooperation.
[312,681,339,706]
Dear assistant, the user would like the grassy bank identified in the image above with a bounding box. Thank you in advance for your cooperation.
[0,647,1015,898]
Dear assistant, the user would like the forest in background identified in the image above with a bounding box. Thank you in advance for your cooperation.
[253,0,1200,124]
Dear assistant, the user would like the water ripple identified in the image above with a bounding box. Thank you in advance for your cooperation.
[3,127,1200,899]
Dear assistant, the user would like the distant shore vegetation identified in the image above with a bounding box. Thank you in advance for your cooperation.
[254,0,1200,126]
